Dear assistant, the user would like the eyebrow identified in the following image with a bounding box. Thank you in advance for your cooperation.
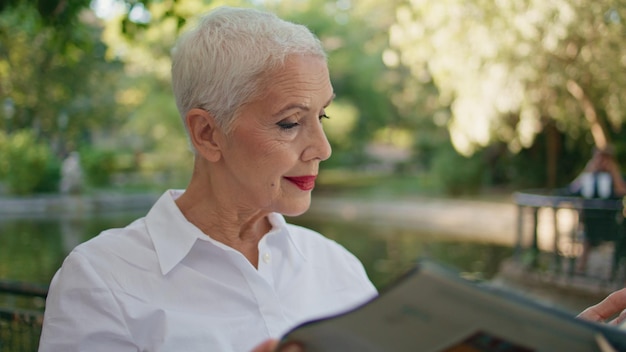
[272,93,336,118]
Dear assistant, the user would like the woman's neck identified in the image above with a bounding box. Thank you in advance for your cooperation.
[175,177,272,268]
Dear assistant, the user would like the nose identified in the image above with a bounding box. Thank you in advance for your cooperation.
[302,122,332,162]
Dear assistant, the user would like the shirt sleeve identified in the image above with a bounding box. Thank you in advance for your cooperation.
[39,251,138,352]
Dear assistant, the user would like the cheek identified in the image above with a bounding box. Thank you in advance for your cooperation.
[254,143,297,188]
[234,129,299,180]
[254,140,293,166]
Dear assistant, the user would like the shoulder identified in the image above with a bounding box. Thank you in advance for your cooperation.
[60,217,155,282]
[74,217,148,256]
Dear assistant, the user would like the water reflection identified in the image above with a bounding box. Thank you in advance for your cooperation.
[0,210,512,290]
[0,211,145,285]
[7,210,615,316]
[290,216,513,289]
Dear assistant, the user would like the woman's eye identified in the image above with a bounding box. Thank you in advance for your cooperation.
[277,113,329,129]
[277,121,299,130]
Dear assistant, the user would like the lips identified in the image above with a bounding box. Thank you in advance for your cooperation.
[284,175,317,191]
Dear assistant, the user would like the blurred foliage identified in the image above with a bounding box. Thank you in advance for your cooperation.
[79,146,118,187]
[388,0,626,156]
[0,130,60,194]
[1,0,625,195]
[0,0,91,27]
[431,142,486,196]
[0,2,125,157]
[0,0,188,37]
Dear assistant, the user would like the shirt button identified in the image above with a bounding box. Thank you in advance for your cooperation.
[262,252,271,264]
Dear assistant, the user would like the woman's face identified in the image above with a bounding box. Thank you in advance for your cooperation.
[216,55,333,217]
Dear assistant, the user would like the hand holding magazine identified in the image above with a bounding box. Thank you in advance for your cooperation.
[278,260,626,352]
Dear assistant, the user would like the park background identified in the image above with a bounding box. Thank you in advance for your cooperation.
[4,0,626,197]
[2,0,626,348]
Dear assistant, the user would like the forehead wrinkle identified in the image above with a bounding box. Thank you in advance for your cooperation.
[258,57,331,118]
[269,87,334,116]
[271,103,310,118]
[271,89,334,118]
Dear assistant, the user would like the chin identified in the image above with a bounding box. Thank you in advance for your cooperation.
[279,199,312,217]
[285,209,308,217]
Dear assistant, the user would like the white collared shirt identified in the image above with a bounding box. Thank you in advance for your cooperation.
[39,190,377,352]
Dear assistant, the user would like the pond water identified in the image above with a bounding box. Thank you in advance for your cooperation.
[0,204,613,328]
[292,216,514,288]
[0,209,513,290]
[7,195,626,352]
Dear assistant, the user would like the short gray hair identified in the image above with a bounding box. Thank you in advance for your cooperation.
[171,6,327,137]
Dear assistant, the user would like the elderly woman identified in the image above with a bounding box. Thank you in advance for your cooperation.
[39,7,376,352]
[39,6,626,352]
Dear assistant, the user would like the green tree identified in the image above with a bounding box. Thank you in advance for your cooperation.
[0,0,188,37]
[0,3,127,156]
[0,130,60,194]
[388,0,626,158]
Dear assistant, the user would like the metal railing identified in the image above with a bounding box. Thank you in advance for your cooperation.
[513,188,625,281]
[0,280,48,352]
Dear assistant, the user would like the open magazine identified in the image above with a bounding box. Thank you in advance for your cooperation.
[278,260,626,352]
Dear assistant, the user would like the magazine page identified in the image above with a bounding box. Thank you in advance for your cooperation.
[279,260,626,352]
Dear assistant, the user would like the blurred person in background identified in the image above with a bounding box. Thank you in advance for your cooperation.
[569,147,626,274]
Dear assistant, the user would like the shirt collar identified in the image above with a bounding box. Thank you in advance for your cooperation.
[146,190,206,275]
[266,213,308,261]
[145,190,307,275]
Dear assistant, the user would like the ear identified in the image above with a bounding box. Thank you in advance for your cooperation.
[185,108,223,162]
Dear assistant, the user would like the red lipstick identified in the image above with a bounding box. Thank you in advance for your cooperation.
[284,175,317,191]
